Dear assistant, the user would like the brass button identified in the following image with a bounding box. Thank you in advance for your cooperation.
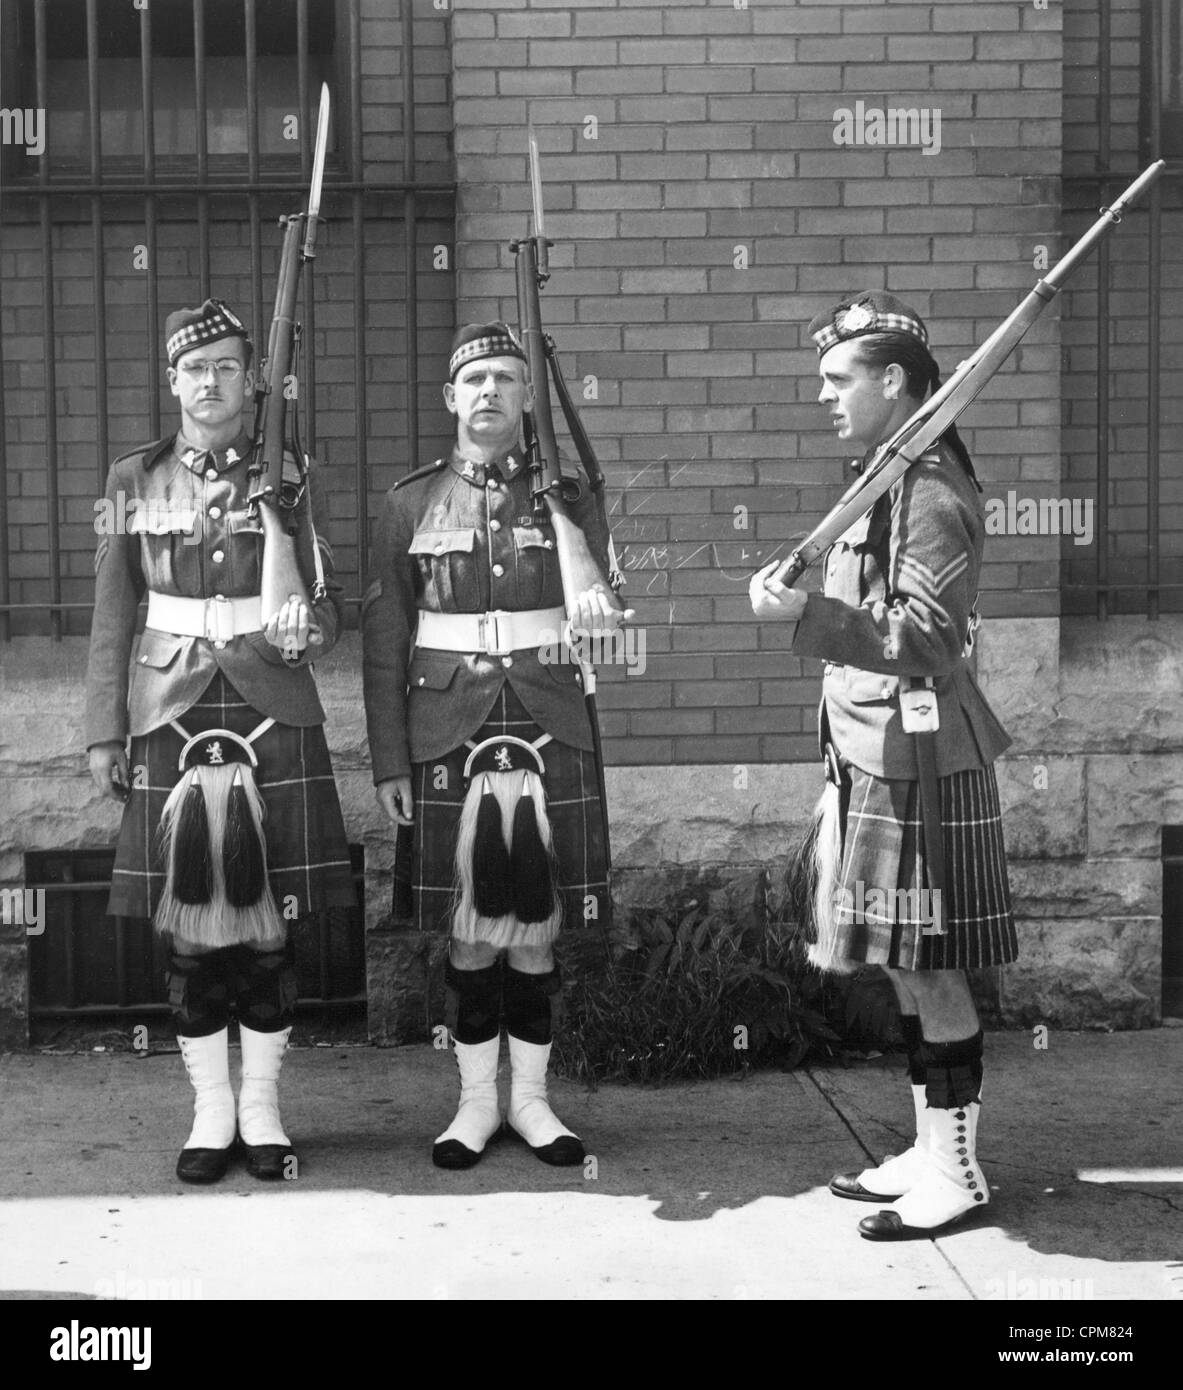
[501,656,513,668]
[208,506,221,519]
[211,549,225,563]
[435,544,444,554]
[417,676,426,686]
[205,468,217,480]
[486,479,498,490]
[544,540,554,549]
[489,519,501,532]
[213,639,227,650]
[138,655,148,664]
[492,563,504,577]
[880,683,892,699]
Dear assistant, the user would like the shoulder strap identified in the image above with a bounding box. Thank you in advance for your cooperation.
[392,458,447,492]
[113,436,175,470]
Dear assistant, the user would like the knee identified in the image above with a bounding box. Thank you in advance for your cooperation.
[166,947,232,1037]
[506,944,555,975]
[236,945,298,1033]
[450,940,499,972]
[901,969,969,1008]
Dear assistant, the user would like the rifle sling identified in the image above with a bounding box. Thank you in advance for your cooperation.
[543,334,606,494]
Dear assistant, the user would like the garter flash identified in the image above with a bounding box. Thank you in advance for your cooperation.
[452,733,561,948]
[154,717,286,949]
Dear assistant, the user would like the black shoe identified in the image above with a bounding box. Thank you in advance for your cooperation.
[531,1135,585,1167]
[241,1140,297,1181]
[857,1206,985,1241]
[432,1138,482,1170]
[829,1172,906,1202]
[176,1146,232,1184]
[504,1120,585,1167]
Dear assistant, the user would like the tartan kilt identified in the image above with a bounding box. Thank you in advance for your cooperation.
[823,760,1017,971]
[392,684,609,940]
[108,671,356,922]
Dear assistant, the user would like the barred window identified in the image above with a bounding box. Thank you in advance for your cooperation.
[2,0,344,178]
[1158,0,1183,155]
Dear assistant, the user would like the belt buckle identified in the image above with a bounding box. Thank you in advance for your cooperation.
[205,595,233,644]
[479,611,512,657]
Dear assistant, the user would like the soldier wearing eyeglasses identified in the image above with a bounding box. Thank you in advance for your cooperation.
[85,299,355,1185]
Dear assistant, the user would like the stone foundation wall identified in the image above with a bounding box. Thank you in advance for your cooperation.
[1,613,1175,1046]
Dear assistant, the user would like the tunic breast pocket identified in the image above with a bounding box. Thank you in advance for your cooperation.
[126,503,203,590]
[409,528,478,610]
[511,525,559,610]
[845,670,899,706]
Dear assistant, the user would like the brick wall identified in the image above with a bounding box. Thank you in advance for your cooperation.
[1061,0,1183,615]
[450,0,1064,767]
[0,0,455,634]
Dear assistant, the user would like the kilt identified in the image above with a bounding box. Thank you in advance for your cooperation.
[108,672,356,922]
[392,683,609,939]
[824,759,1017,971]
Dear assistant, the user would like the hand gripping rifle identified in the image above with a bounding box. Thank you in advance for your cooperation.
[247,82,331,644]
[763,160,1165,590]
[510,129,628,884]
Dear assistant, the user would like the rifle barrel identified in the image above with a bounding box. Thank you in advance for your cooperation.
[768,160,1165,588]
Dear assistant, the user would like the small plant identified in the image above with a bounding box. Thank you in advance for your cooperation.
[553,901,844,1084]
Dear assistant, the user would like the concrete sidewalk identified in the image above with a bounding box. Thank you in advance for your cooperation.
[0,1029,1179,1301]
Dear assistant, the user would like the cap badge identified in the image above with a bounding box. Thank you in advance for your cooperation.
[837,302,876,335]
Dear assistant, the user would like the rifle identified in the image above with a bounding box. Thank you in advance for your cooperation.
[511,128,627,627]
[248,82,331,644]
[509,129,628,885]
[763,160,1165,590]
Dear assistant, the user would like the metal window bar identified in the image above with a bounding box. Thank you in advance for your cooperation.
[27,847,368,1018]
[0,0,451,637]
[1060,0,1176,619]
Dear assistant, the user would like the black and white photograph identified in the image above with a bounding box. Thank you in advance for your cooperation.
[0,0,1180,1342]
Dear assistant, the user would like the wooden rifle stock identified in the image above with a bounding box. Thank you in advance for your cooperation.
[248,85,331,644]
[767,160,1165,590]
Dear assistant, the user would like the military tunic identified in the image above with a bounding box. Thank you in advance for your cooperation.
[362,448,611,934]
[85,428,356,920]
[791,440,1017,970]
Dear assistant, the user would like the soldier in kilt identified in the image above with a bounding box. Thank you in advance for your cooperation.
[86,300,355,1184]
[363,323,612,1170]
[750,292,1018,1239]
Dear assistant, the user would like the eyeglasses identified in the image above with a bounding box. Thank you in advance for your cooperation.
[177,359,246,381]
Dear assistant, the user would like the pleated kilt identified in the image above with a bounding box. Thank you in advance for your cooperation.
[392,683,609,939]
[823,759,1017,971]
[108,671,356,922]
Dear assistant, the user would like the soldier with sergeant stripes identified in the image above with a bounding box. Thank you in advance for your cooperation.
[750,291,1018,1239]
